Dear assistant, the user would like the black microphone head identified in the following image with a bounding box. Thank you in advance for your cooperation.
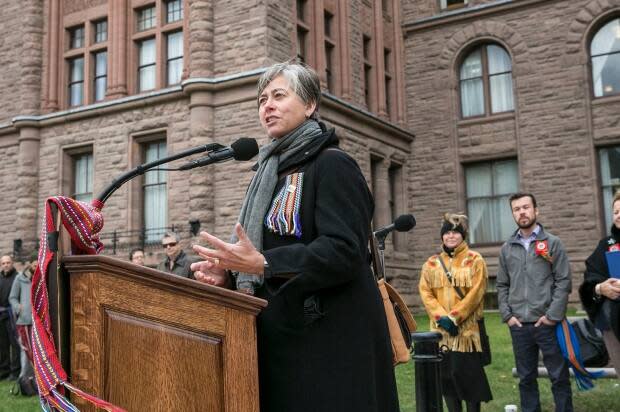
[231,138,259,161]
[394,214,416,232]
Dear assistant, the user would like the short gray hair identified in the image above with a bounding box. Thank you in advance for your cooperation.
[162,231,180,243]
[257,61,321,119]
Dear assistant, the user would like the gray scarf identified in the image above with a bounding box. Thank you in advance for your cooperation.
[235,120,323,292]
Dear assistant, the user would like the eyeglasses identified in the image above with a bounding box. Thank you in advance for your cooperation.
[162,242,178,249]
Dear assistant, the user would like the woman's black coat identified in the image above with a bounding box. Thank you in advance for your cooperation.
[579,225,620,341]
[255,125,399,412]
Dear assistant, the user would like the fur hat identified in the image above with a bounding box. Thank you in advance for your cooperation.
[440,213,468,240]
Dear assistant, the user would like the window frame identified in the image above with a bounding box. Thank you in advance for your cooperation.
[440,0,468,11]
[142,139,168,243]
[464,158,519,246]
[93,50,107,102]
[458,43,515,119]
[62,145,94,204]
[67,56,85,107]
[589,17,620,99]
[598,145,620,235]
[166,30,184,86]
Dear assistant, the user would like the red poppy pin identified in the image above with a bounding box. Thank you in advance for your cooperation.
[609,244,620,252]
[535,240,553,262]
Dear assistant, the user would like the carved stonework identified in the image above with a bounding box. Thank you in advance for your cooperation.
[62,0,106,15]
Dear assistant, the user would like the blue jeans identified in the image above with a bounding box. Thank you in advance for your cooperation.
[510,323,573,412]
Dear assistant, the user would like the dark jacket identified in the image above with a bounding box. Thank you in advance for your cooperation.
[497,225,572,323]
[579,225,620,341]
[156,250,196,279]
[0,267,17,320]
[256,125,399,412]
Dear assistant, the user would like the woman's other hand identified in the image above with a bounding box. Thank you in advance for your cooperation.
[191,260,230,287]
[598,278,620,300]
[192,223,265,276]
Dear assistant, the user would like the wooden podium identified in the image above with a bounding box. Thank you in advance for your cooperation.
[58,255,267,412]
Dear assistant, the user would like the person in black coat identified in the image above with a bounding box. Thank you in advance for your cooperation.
[191,61,399,412]
[579,191,620,377]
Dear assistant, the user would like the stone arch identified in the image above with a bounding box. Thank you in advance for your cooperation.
[438,20,530,76]
[566,0,620,65]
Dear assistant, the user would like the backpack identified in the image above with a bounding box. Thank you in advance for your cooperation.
[571,318,610,367]
[9,371,38,397]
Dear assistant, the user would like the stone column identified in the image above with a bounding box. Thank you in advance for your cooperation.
[188,0,214,77]
[108,0,128,98]
[392,0,405,124]
[43,0,60,111]
[373,0,387,117]
[373,157,390,230]
[14,121,41,254]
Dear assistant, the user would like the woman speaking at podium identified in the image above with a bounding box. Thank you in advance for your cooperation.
[191,61,399,412]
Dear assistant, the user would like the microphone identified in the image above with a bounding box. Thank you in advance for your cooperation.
[178,138,259,171]
[374,214,416,240]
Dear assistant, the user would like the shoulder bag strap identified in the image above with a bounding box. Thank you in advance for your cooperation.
[437,256,465,300]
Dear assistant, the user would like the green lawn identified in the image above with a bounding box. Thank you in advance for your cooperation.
[2,311,619,411]
[396,312,620,412]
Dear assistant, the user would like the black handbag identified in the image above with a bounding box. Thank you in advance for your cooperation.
[438,257,492,366]
[571,318,609,367]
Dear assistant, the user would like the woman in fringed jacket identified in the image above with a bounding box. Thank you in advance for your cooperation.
[418,213,492,412]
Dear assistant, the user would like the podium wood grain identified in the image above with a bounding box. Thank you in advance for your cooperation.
[62,255,266,412]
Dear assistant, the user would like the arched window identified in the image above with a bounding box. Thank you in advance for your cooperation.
[459,44,514,118]
[591,18,620,98]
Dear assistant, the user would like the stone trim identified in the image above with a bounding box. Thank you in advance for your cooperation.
[403,0,559,34]
[437,20,530,75]
[565,0,620,65]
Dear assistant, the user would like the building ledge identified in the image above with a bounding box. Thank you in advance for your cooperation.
[403,0,557,34]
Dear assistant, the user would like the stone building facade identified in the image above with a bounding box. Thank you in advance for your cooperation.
[1,0,619,307]
[403,0,620,306]
[0,0,417,298]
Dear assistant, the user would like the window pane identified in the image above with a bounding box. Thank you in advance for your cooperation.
[600,146,620,233]
[460,78,484,117]
[140,39,156,64]
[95,77,107,102]
[493,159,518,195]
[74,153,93,203]
[95,20,108,43]
[144,141,167,242]
[592,53,620,97]
[487,45,512,74]
[466,160,519,243]
[167,31,183,59]
[95,51,107,76]
[71,57,84,81]
[168,59,183,85]
[591,18,620,56]
[490,72,514,113]
[138,6,156,31]
[69,83,83,106]
[460,49,482,80]
[166,0,183,23]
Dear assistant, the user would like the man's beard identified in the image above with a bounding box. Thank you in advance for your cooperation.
[517,217,536,230]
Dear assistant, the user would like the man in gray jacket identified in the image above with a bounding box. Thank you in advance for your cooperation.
[497,193,573,412]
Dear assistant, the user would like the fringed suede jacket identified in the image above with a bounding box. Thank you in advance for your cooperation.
[419,242,488,352]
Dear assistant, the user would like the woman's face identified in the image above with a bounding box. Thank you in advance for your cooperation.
[613,200,620,229]
[258,75,316,139]
[442,231,464,249]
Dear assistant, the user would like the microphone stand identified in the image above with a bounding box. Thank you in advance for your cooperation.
[95,142,224,204]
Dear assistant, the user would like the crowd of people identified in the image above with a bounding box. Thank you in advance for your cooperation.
[1,62,619,412]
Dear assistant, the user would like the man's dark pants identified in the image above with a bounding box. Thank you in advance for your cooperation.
[510,323,573,412]
[0,314,20,379]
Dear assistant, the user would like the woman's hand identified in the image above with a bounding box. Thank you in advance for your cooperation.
[190,260,230,287]
[598,278,620,300]
[192,223,265,276]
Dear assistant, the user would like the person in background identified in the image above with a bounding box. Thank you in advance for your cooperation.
[157,232,195,278]
[190,61,399,412]
[9,251,36,380]
[418,213,492,412]
[497,193,573,412]
[129,248,145,266]
[579,190,620,377]
[0,255,20,380]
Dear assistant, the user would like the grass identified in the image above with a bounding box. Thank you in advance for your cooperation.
[396,312,620,412]
[2,312,619,411]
